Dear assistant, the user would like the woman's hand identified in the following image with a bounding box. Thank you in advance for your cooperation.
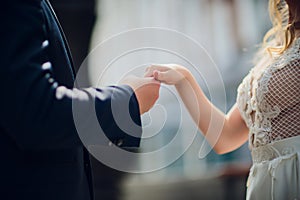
[144,64,191,85]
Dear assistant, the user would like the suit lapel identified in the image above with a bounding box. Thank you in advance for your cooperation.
[42,0,77,87]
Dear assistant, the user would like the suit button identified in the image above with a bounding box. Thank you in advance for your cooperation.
[42,62,52,70]
[42,40,49,48]
[52,82,58,88]
[48,78,55,84]
[108,141,113,146]
[55,86,67,100]
[45,73,51,79]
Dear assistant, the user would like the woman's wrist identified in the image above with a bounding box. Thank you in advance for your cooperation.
[175,66,192,86]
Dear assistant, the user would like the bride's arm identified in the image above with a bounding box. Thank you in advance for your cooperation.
[145,64,249,154]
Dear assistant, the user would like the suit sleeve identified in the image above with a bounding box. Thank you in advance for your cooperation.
[0,1,142,150]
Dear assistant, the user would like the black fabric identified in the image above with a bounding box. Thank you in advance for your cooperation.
[0,0,142,199]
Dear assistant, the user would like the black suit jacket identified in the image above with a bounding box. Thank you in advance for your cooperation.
[0,0,142,199]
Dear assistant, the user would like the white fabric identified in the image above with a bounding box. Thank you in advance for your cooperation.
[237,37,300,199]
[246,136,300,200]
[237,38,300,149]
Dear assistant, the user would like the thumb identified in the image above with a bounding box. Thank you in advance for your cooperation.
[154,70,168,82]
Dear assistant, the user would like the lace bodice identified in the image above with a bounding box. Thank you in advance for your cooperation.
[237,38,300,149]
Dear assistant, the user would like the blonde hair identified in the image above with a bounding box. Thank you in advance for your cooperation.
[261,0,296,57]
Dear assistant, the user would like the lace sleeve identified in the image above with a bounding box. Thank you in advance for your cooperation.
[265,62,300,110]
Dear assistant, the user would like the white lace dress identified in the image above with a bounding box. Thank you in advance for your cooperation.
[237,38,300,200]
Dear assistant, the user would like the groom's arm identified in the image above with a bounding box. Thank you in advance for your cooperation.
[0,1,143,150]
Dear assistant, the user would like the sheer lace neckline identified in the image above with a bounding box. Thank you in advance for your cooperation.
[237,37,300,149]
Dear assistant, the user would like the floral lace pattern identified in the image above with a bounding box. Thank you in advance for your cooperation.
[237,38,300,149]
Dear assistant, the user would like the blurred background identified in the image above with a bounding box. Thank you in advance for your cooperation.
[50,0,271,199]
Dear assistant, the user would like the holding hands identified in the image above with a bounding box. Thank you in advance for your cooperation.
[144,64,191,86]
[122,64,192,115]
[143,63,249,154]
[123,63,249,154]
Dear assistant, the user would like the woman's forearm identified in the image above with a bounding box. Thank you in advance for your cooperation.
[175,70,247,153]
[145,64,248,153]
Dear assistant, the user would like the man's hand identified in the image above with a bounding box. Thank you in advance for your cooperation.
[121,75,160,115]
